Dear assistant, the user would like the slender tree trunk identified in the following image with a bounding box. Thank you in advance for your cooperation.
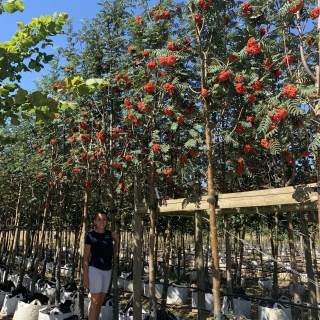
[5,184,22,285]
[79,170,89,320]
[19,207,32,287]
[149,161,157,319]
[287,212,300,303]
[72,229,81,279]
[195,211,205,320]
[271,212,279,298]
[311,232,320,301]
[202,95,221,317]
[41,242,48,279]
[55,187,66,304]
[177,217,183,283]
[224,216,232,295]
[237,216,247,287]
[161,217,172,311]
[155,222,159,279]
[30,191,50,295]
[133,173,142,319]
[257,229,263,267]
[234,227,239,271]
[300,213,318,319]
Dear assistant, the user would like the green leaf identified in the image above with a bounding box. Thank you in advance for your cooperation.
[71,76,83,86]
[160,144,170,153]
[28,91,46,107]
[60,103,69,111]
[309,136,320,152]
[4,1,19,13]
[76,83,90,96]
[15,0,24,12]
[269,140,281,155]
[189,129,199,138]
[67,102,78,110]
[15,88,28,104]
[170,122,178,131]
[42,54,54,63]
[21,113,30,120]
[0,88,9,97]
[29,60,38,71]
[85,78,104,86]
[10,115,20,125]
[4,83,16,91]
[184,139,197,148]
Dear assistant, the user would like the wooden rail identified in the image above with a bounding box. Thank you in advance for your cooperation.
[135,183,318,216]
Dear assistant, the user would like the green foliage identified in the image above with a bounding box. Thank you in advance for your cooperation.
[309,136,320,153]
[0,0,24,14]
[0,0,319,245]
[0,9,68,127]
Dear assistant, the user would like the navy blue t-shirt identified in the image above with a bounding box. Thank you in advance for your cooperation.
[85,230,113,271]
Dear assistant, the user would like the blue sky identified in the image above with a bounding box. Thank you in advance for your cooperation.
[0,0,102,90]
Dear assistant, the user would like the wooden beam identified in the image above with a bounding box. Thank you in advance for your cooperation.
[135,184,318,216]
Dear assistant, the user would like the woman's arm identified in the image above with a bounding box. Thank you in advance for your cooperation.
[83,244,91,289]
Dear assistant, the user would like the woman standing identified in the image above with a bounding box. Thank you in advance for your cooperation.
[83,211,119,320]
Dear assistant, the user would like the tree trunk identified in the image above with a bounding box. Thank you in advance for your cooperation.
[133,173,142,319]
[155,221,159,279]
[30,191,50,295]
[55,187,66,304]
[272,212,279,298]
[311,232,320,302]
[224,216,232,295]
[19,208,32,287]
[287,212,300,303]
[300,213,318,319]
[5,184,22,285]
[79,178,89,320]
[161,218,172,311]
[195,211,206,320]
[177,217,183,283]
[237,216,247,287]
[148,165,157,319]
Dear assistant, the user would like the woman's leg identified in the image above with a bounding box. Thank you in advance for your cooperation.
[89,292,104,320]
[88,267,106,320]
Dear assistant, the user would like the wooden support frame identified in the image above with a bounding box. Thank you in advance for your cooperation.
[135,184,318,216]
[132,183,319,318]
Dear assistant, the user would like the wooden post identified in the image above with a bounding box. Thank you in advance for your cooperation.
[133,173,142,319]
[195,211,206,320]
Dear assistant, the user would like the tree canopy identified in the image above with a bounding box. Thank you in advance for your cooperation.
[0,0,319,317]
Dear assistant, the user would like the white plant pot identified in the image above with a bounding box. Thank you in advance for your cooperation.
[289,282,305,296]
[191,290,213,311]
[167,283,189,305]
[189,270,197,282]
[143,283,163,299]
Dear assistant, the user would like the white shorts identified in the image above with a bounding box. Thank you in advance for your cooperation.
[89,266,112,293]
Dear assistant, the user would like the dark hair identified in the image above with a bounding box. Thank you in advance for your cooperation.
[94,210,108,219]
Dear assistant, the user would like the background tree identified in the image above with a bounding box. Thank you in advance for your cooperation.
[0,0,68,129]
